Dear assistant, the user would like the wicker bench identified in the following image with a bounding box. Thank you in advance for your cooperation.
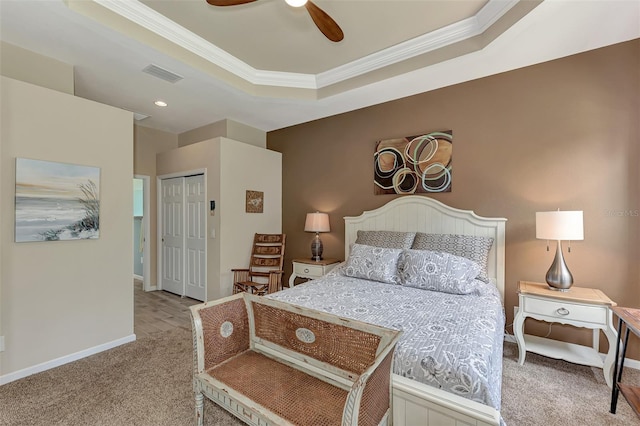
[190,293,402,426]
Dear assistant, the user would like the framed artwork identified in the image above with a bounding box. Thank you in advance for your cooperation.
[15,158,100,242]
[246,190,264,213]
[374,130,452,194]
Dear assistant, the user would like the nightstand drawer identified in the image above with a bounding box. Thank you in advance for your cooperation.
[523,297,607,325]
[293,262,324,277]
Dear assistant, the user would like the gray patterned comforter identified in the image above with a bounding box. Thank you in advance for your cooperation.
[267,265,505,412]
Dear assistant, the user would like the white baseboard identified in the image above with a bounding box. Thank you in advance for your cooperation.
[133,274,144,281]
[0,334,136,385]
[503,334,640,371]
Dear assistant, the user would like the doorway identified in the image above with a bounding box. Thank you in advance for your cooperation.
[158,172,206,301]
[133,175,151,291]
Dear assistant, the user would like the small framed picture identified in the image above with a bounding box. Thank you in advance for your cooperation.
[246,190,263,213]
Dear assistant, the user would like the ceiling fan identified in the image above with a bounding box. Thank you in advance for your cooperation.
[205,0,344,42]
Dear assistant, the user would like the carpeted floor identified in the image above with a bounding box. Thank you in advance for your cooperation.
[501,342,639,425]
[1,328,638,425]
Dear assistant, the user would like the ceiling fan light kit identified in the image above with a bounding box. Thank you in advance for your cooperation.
[285,0,308,7]
[206,0,343,42]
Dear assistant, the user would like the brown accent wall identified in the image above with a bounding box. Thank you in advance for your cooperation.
[268,40,640,357]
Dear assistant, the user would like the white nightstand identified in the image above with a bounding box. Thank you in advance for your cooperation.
[514,281,618,387]
[289,258,340,287]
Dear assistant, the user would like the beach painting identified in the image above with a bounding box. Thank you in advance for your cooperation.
[15,158,100,242]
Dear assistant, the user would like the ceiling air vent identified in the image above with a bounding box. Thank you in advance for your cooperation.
[133,112,150,121]
[142,64,184,84]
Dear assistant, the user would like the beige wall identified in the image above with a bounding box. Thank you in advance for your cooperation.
[219,139,282,296]
[268,40,640,357]
[133,125,178,288]
[1,77,133,379]
[157,140,219,300]
[0,42,74,95]
[178,120,226,147]
[157,137,281,300]
[226,120,267,149]
[178,119,266,148]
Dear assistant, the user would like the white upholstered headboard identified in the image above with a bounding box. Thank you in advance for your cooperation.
[344,196,507,300]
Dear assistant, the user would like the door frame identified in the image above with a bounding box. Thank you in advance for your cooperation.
[157,168,207,299]
[134,175,153,292]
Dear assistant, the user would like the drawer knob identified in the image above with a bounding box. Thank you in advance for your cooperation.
[304,268,310,273]
[556,307,570,316]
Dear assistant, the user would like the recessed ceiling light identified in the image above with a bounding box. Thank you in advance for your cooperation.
[154,100,168,107]
[285,0,307,7]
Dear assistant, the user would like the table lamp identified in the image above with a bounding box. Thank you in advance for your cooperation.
[536,210,584,291]
[304,212,330,261]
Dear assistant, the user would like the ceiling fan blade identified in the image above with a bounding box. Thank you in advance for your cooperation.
[206,0,257,6]
[304,1,344,42]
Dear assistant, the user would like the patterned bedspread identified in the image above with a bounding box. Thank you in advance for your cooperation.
[267,265,505,412]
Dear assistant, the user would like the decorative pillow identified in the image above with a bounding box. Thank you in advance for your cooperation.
[411,233,494,283]
[343,243,402,284]
[355,230,416,249]
[397,249,482,294]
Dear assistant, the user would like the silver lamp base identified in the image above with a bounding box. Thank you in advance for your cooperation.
[310,233,323,261]
[546,240,573,292]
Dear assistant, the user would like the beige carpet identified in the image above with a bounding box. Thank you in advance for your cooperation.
[1,328,638,425]
[501,342,640,425]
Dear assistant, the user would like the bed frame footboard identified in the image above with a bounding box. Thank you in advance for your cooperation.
[392,375,500,426]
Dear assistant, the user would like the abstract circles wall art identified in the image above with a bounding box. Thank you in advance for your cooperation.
[374,131,452,195]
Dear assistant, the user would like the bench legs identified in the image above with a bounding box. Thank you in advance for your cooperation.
[195,392,204,426]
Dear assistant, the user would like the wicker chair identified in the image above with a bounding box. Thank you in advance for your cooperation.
[232,233,286,296]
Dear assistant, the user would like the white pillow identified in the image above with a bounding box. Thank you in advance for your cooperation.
[397,249,482,294]
[343,243,402,284]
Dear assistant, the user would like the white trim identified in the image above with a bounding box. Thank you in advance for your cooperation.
[133,273,144,281]
[157,169,207,181]
[0,334,136,385]
[94,0,517,90]
[134,174,152,291]
[620,355,640,371]
[95,0,316,89]
[156,176,162,292]
[504,334,517,344]
[156,169,207,300]
[317,0,518,88]
[503,334,640,371]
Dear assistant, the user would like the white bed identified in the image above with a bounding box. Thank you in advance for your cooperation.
[343,196,506,426]
[283,196,506,426]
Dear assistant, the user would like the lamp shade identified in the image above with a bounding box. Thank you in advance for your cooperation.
[304,212,330,233]
[536,211,584,241]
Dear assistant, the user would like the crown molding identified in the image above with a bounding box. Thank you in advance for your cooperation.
[94,0,318,89]
[94,0,518,91]
[317,0,518,88]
